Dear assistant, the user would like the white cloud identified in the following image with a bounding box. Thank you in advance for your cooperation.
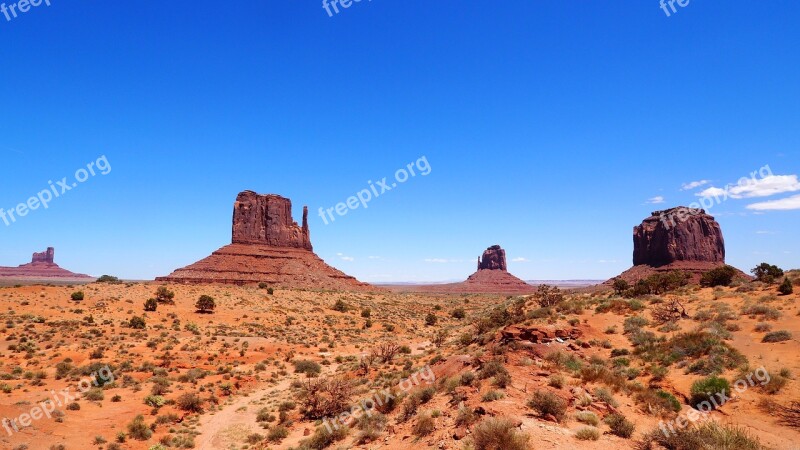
[511,257,529,262]
[646,196,665,204]
[336,253,354,262]
[746,194,800,211]
[698,175,800,199]
[598,259,619,264]
[368,256,382,260]
[424,258,465,263]
[755,230,776,235]
[681,180,710,191]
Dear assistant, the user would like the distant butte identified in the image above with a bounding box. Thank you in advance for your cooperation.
[612,207,745,283]
[0,247,93,279]
[393,245,535,294]
[157,191,373,291]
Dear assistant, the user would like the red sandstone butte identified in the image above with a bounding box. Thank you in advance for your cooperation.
[157,191,373,291]
[612,207,744,284]
[403,245,535,294]
[0,247,94,280]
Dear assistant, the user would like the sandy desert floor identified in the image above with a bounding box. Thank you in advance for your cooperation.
[0,275,798,450]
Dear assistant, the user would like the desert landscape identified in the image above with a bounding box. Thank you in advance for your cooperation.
[4,2,799,450]
[1,193,798,450]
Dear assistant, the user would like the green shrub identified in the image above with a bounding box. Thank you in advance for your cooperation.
[96,275,120,283]
[690,376,730,409]
[127,415,152,441]
[451,307,466,319]
[71,291,84,301]
[779,277,794,295]
[144,395,166,407]
[176,392,203,412]
[155,286,175,303]
[332,299,347,312]
[144,298,158,312]
[267,425,289,443]
[84,388,104,401]
[604,413,635,438]
[293,360,322,376]
[700,265,737,287]
[301,425,349,449]
[762,330,792,343]
[195,295,215,313]
[425,313,437,326]
[129,316,146,329]
[751,263,784,284]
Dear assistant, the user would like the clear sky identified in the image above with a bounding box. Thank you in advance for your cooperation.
[1,1,798,282]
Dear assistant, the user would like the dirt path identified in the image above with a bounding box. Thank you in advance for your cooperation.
[196,378,293,450]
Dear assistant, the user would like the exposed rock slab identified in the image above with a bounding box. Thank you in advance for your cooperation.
[158,191,372,291]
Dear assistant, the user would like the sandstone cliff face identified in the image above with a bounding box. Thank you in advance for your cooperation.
[477,245,507,271]
[610,207,737,285]
[158,191,371,291]
[633,207,725,267]
[232,191,312,250]
[31,247,55,265]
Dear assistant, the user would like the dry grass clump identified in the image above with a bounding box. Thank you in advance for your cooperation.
[575,427,600,441]
[471,417,530,450]
[636,422,764,450]
[527,390,567,422]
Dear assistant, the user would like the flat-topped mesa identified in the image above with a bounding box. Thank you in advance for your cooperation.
[232,191,312,250]
[0,247,93,279]
[633,207,725,267]
[157,191,372,291]
[477,245,507,271]
[31,247,55,265]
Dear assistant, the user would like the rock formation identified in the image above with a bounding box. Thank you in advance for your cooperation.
[31,247,55,264]
[405,245,535,294]
[157,191,373,291]
[612,207,742,284]
[232,191,312,250]
[633,207,725,267]
[0,247,93,279]
[477,245,507,271]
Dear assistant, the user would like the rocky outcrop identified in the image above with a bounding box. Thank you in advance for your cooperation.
[232,192,312,250]
[500,325,583,344]
[399,245,535,294]
[0,248,93,279]
[612,207,742,284]
[157,191,373,291]
[633,207,725,267]
[477,245,507,271]
[31,247,55,264]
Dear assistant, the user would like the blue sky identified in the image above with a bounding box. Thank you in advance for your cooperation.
[1,1,798,282]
